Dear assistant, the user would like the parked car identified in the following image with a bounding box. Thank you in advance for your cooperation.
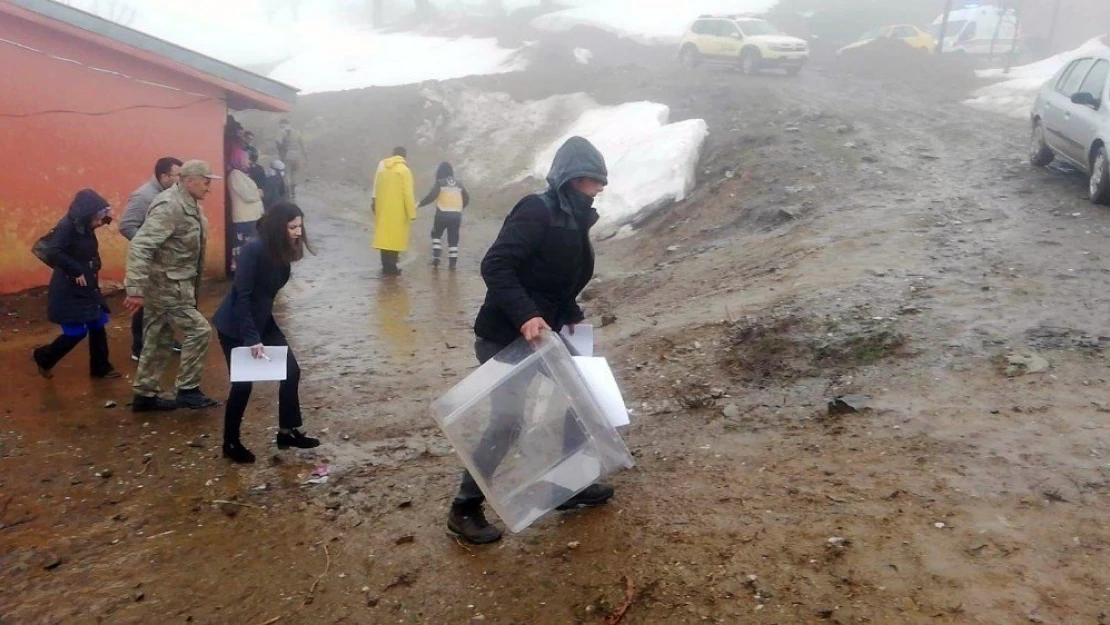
[680,15,809,76]
[838,24,936,55]
[1030,51,1110,205]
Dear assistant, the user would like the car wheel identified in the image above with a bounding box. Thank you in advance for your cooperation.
[1091,145,1110,205]
[1029,121,1054,167]
[680,45,701,69]
[740,48,761,75]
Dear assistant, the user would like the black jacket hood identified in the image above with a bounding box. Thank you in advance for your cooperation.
[436,162,454,180]
[67,189,109,227]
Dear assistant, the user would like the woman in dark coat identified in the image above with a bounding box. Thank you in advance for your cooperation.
[33,189,119,379]
[212,201,320,463]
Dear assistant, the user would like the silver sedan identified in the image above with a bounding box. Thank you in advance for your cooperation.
[1030,51,1110,205]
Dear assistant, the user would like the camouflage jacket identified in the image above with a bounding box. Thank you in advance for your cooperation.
[124,183,208,307]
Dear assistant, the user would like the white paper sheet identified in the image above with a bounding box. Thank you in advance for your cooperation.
[560,323,594,357]
[573,356,629,427]
[230,346,289,382]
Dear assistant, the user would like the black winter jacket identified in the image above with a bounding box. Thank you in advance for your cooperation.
[213,238,291,346]
[474,136,608,346]
[42,189,110,326]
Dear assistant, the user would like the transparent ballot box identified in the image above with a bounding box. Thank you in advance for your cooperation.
[431,332,634,533]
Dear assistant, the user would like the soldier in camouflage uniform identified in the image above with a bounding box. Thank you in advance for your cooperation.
[124,160,222,412]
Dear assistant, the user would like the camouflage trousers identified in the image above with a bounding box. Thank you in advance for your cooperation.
[132,304,211,397]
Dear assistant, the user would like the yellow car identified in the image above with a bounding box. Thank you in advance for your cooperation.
[838,24,937,55]
[679,15,809,76]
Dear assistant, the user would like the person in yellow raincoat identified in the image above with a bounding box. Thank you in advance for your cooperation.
[372,147,416,276]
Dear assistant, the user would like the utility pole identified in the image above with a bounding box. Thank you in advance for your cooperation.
[988,0,1008,65]
[935,0,954,55]
[1004,0,1026,74]
[1047,0,1063,55]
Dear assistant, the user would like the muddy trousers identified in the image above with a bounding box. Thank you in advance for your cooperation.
[218,320,302,445]
[430,210,462,268]
[454,338,587,507]
[133,305,211,397]
[34,315,112,376]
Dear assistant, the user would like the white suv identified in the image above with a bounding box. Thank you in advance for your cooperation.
[680,15,809,76]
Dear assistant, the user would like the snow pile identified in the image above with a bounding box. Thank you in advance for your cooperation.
[269,26,522,93]
[964,36,1110,119]
[416,86,598,186]
[416,87,708,235]
[62,0,526,90]
[62,0,290,67]
[531,0,777,45]
[530,102,709,232]
[574,48,594,65]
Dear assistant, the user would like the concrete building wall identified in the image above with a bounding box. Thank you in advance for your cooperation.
[0,10,228,294]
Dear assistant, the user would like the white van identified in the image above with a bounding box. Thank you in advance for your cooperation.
[929,4,1021,58]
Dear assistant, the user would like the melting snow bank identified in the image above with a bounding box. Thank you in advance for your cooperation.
[964,36,1110,119]
[268,28,523,93]
[530,102,709,234]
[417,86,708,238]
[531,0,776,45]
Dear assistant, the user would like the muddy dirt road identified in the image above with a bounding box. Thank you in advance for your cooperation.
[5,46,1110,625]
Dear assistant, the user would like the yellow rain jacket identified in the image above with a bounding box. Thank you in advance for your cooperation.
[372,156,416,252]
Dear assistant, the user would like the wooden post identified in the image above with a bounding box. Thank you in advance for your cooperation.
[936,0,954,55]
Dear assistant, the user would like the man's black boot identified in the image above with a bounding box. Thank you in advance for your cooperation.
[556,483,615,510]
[176,387,220,409]
[447,503,502,545]
[133,395,178,413]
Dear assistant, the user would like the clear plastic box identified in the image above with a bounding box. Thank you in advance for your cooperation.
[431,332,634,533]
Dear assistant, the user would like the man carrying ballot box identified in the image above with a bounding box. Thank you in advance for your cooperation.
[447,136,614,545]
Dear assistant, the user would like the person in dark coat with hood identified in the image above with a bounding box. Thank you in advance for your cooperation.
[447,136,613,545]
[33,189,119,379]
[212,201,320,463]
[418,161,470,269]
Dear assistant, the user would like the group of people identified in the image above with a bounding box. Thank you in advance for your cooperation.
[371,147,471,275]
[33,154,319,465]
[225,117,304,273]
[31,129,615,545]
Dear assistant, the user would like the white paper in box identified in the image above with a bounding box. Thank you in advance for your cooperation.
[431,332,634,533]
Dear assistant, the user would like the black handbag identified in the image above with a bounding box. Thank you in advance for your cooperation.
[31,229,56,267]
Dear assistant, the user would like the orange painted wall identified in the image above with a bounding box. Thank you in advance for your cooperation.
[0,11,228,294]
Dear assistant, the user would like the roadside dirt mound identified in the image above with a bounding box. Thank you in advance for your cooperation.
[723,311,909,385]
[830,38,979,98]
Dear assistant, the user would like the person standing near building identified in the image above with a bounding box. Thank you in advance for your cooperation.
[32,189,119,380]
[119,157,182,361]
[447,136,613,545]
[228,158,264,273]
[276,118,308,199]
[418,161,469,270]
[372,147,416,277]
[213,202,321,463]
[123,160,221,412]
[266,160,290,207]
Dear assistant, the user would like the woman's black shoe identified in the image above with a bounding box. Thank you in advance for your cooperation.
[276,429,320,450]
[32,350,53,379]
[222,442,256,464]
